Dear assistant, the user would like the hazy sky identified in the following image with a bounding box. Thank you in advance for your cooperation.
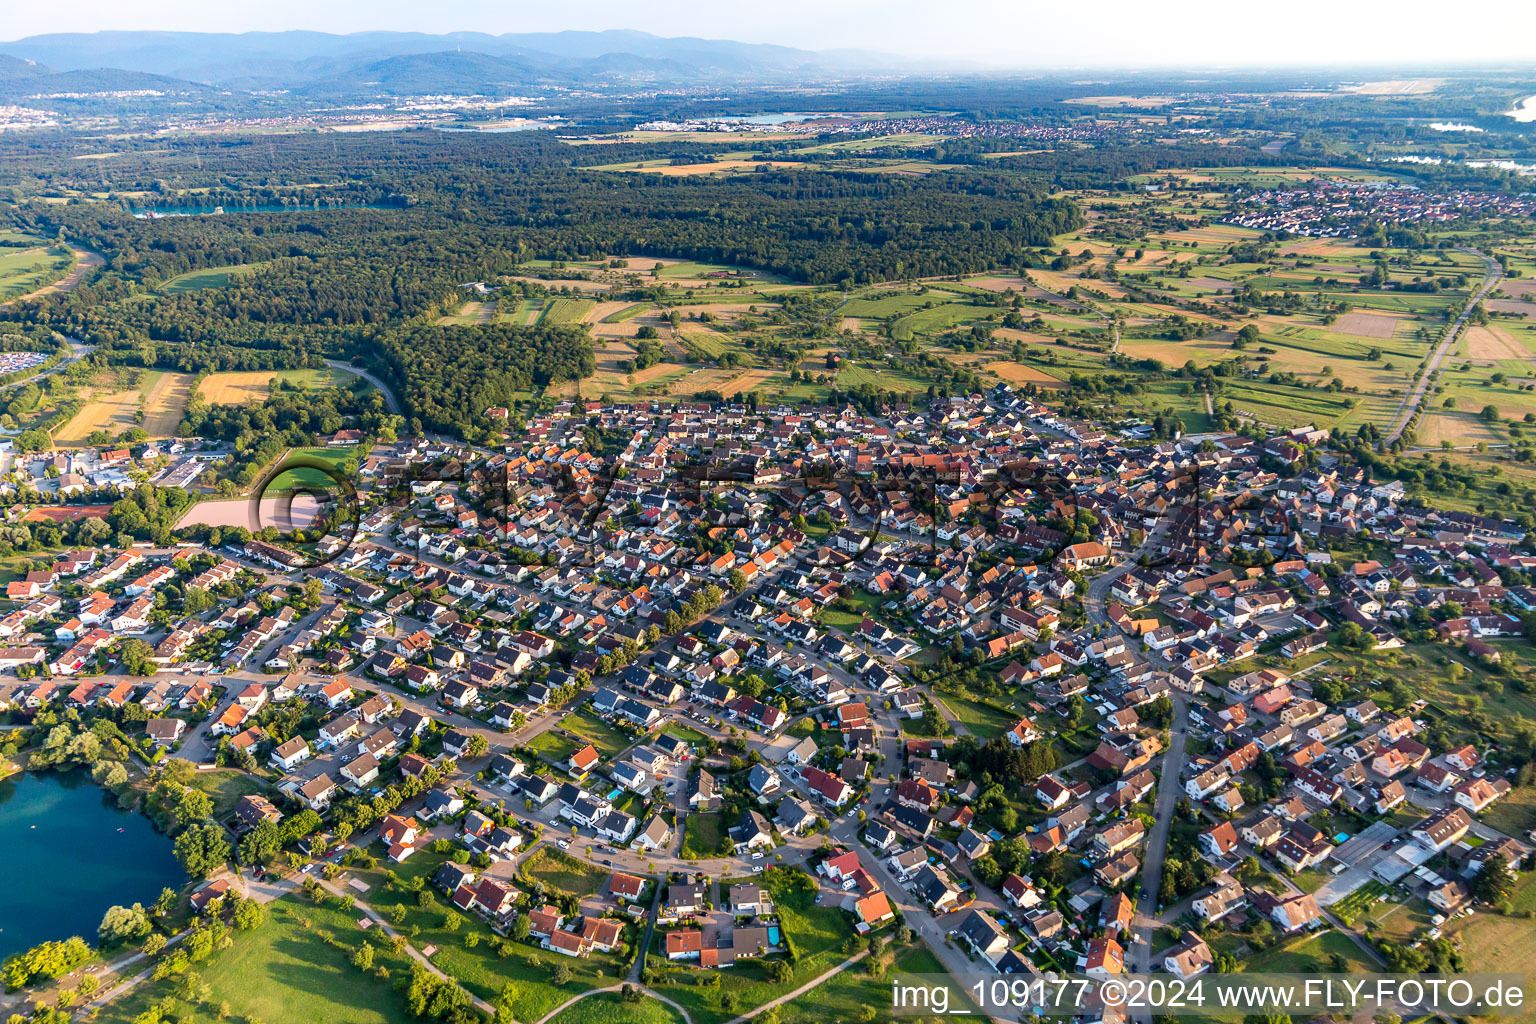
[7,0,1536,68]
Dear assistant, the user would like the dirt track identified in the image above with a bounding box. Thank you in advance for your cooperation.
[0,246,103,307]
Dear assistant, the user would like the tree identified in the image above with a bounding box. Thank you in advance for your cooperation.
[173,788,215,829]
[233,897,265,931]
[118,638,156,676]
[352,943,375,971]
[1474,855,1516,905]
[240,820,282,865]
[174,822,232,878]
[465,734,489,759]
[99,904,153,945]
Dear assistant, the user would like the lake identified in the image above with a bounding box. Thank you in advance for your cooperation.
[0,770,185,959]
[127,203,398,218]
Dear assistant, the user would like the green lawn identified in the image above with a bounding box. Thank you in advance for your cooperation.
[161,262,270,294]
[0,243,75,301]
[264,447,362,492]
[680,813,723,859]
[649,868,858,1024]
[95,897,416,1024]
[520,845,612,898]
[1238,928,1374,974]
[565,709,634,759]
[662,722,709,747]
[353,847,625,1019]
[189,768,279,818]
[776,943,946,1024]
[548,991,686,1024]
[1446,870,1536,1002]
[1481,783,1536,837]
[529,729,580,765]
[938,692,1016,740]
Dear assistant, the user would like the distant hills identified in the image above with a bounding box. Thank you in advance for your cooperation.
[0,29,898,98]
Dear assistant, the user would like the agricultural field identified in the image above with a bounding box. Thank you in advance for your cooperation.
[435,299,497,325]
[52,369,196,444]
[538,297,599,325]
[196,367,360,405]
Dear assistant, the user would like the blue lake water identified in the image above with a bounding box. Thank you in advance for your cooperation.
[0,770,184,959]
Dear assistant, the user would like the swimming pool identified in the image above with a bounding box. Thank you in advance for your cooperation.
[768,925,782,945]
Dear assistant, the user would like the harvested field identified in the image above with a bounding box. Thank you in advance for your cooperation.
[435,300,496,325]
[1150,225,1265,245]
[1417,410,1504,447]
[1499,278,1536,299]
[616,159,802,176]
[1185,276,1238,292]
[143,372,195,436]
[629,362,685,387]
[54,370,196,444]
[984,361,1068,388]
[1464,325,1529,362]
[1334,311,1401,338]
[1485,299,1536,315]
[965,275,1034,293]
[717,368,779,397]
[503,276,610,294]
[197,368,357,405]
[585,301,635,324]
[670,368,746,394]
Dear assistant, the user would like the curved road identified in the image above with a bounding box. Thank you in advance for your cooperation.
[325,358,403,416]
[0,338,95,394]
[1384,248,1502,444]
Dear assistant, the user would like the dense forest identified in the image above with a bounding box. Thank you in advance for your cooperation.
[0,130,1081,432]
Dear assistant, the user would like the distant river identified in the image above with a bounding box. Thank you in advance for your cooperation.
[0,770,184,959]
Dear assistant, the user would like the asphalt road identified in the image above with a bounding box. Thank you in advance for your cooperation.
[1384,248,1503,444]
